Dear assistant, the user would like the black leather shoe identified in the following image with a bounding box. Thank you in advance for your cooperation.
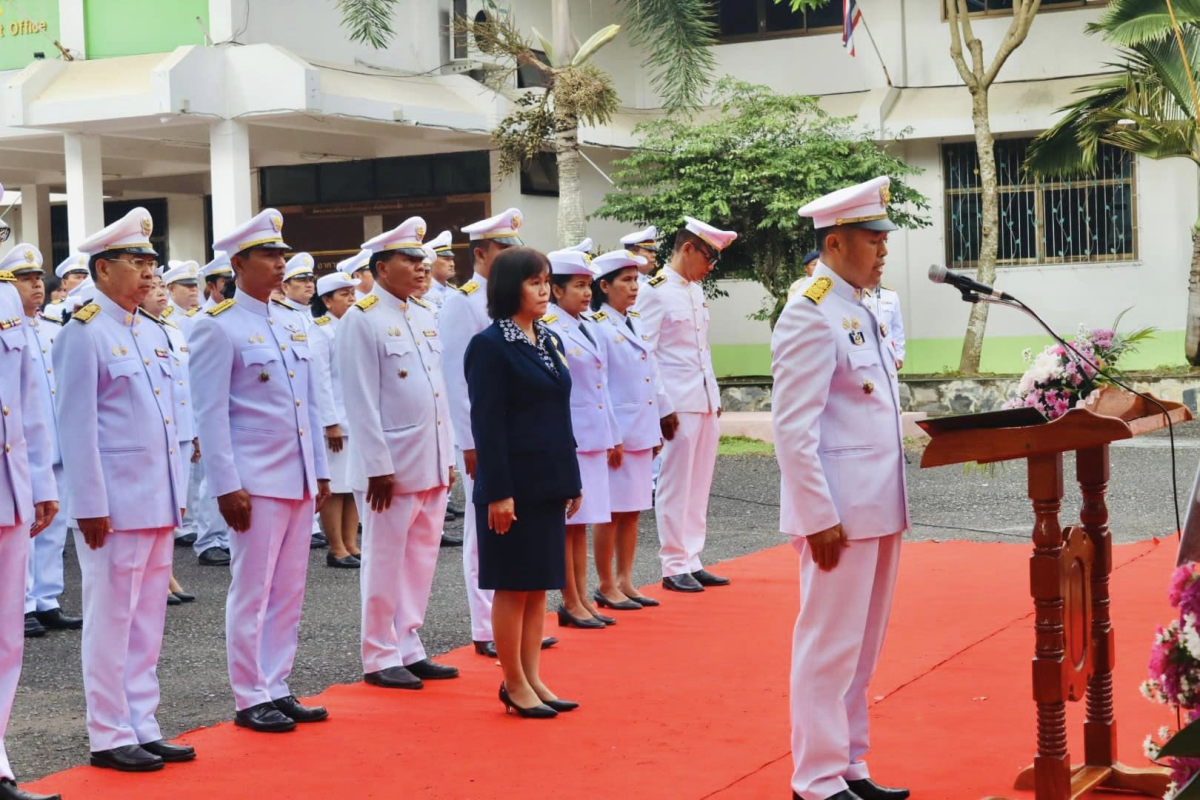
[198,547,231,566]
[139,739,196,762]
[234,701,296,732]
[34,608,82,630]
[0,778,61,800]
[326,553,360,569]
[541,636,558,650]
[272,695,328,722]
[473,640,498,658]
[542,697,579,712]
[89,744,164,772]
[499,683,557,718]
[847,779,909,800]
[557,605,605,629]
[591,612,616,626]
[23,613,45,638]
[662,573,704,593]
[593,590,642,611]
[405,659,459,680]
[310,532,328,550]
[364,666,423,690]
[692,569,730,587]
[629,594,660,607]
[174,533,198,547]
[174,591,196,603]
[167,593,182,606]
[440,533,463,548]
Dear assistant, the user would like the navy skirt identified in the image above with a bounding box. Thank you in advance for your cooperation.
[476,498,567,591]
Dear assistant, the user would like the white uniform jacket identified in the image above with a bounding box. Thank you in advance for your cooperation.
[770,263,908,543]
[53,290,182,530]
[636,267,721,414]
[543,305,621,454]
[188,290,329,501]
[0,282,55,526]
[309,315,348,430]
[585,304,672,452]
[439,272,489,451]
[868,287,906,364]
[23,313,61,466]
[425,281,450,309]
[159,318,194,444]
[337,286,453,494]
[163,301,197,339]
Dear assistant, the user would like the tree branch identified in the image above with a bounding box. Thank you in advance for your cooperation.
[984,0,1043,87]
[947,0,979,90]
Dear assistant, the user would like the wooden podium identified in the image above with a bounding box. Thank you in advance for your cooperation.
[919,389,1191,799]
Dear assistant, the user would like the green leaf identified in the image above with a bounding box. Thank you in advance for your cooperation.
[334,0,399,49]
[572,24,621,67]
[531,26,556,67]
[613,0,716,112]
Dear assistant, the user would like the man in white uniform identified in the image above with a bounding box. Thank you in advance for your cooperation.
[189,209,332,733]
[0,249,61,800]
[638,217,735,593]
[773,177,909,800]
[621,226,659,287]
[53,253,89,295]
[55,208,194,772]
[866,285,906,370]
[162,260,202,340]
[424,231,456,308]
[339,217,458,689]
[7,248,82,637]
[200,252,233,311]
[346,249,375,300]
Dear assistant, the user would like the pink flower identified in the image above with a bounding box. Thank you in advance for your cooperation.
[1170,566,1197,607]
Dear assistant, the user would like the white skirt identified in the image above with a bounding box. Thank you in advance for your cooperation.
[573,450,612,525]
[327,435,352,495]
[608,448,653,513]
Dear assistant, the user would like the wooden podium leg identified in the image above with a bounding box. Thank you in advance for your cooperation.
[1027,453,1071,797]
[1077,446,1116,767]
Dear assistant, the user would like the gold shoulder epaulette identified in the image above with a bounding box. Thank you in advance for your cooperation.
[802,276,832,306]
[627,310,640,318]
[73,303,101,323]
[207,298,236,316]
[648,273,667,288]
[540,312,558,324]
[457,281,479,295]
[137,308,164,324]
[590,311,608,323]
[161,305,175,319]
[0,270,13,282]
[38,313,61,325]
[185,307,200,317]
[313,315,331,326]
[882,285,894,292]
[355,295,379,311]
[411,297,430,310]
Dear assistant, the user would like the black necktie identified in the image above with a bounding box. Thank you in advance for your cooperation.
[625,316,635,333]
[579,323,596,346]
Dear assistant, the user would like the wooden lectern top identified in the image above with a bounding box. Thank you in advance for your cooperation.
[918,389,1192,469]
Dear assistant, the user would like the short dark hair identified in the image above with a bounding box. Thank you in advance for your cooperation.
[814,227,832,253]
[487,246,550,319]
[590,265,637,311]
[310,293,329,318]
[550,273,573,304]
[673,228,703,254]
[368,251,388,275]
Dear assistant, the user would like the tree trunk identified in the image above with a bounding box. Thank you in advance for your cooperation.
[555,112,586,247]
[958,87,999,373]
[1186,227,1200,365]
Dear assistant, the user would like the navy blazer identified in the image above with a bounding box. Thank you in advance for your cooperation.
[465,320,583,506]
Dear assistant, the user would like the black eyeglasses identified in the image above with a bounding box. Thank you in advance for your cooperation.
[696,241,720,266]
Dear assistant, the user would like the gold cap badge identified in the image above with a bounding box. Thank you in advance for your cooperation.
[140,217,152,237]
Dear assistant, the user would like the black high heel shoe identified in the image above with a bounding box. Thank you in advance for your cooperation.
[593,590,641,611]
[590,611,617,626]
[499,683,557,718]
[556,605,605,629]
[627,594,660,607]
[542,698,579,713]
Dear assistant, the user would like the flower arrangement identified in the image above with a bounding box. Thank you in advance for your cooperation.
[1004,310,1155,421]
[1142,564,1200,798]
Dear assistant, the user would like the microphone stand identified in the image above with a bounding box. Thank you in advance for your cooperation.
[956,289,1183,535]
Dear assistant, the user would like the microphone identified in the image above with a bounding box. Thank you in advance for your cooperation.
[927,263,1013,301]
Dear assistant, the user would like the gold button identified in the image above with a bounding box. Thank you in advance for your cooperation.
[170,448,175,455]
[41,348,46,354]
[437,419,442,425]
[696,327,700,332]
[435,391,440,397]
[50,389,55,395]
[133,331,139,337]
[165,418,171,424]
[649,400,654,405]
[46,368,52,374]
[143,358,150,365]
[288,370,295,378]
[280,344,287,352]
[299,429,305,436]
[295,399,301,407]
[598,404,603,409]
[596,383,602,389]
[178,380,184,386]
[268,319,274,325]
[1,407,7,416]
[645,377,650,383]
[5,444,10,453]
[181,400,187,406]
[154,388,161,395]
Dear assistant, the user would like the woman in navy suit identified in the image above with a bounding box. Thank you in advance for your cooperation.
[465,247,582,719]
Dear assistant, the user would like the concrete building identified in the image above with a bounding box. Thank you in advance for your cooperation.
[0,0,1183,375]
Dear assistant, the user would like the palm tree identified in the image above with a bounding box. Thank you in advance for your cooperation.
[1025,0,1200,363]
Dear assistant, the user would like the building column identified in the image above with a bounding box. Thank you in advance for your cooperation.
[166,195,207,262]
[209,119,251,243]
[59,0,86,59]
[18,185,50,253]
[208,0,238,43]
[63,133,104,251]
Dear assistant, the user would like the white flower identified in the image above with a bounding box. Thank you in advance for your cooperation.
[1183,613,1200,656]
[1141,680,1158,700]
[1160,726,1172,740]
[1144,734,1161,760]
[1165,780,1179,800]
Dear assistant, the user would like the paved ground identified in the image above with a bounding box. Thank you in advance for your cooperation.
[9,422,1198,780]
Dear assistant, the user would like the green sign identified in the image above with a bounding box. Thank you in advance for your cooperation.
[85,0,208,59]
[0,0,60,71]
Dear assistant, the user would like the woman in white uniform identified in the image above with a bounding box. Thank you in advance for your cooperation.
[588,250,665,609]
[545,248,624,629]
[310,272,362,568]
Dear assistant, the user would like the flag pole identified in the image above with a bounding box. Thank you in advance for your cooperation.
[857,11,893,87]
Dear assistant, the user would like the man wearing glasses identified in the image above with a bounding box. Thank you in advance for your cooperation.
[637,217,736,594]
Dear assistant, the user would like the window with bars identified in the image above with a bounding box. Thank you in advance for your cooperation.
[942,0,1106,17]
[943,138,1137,269]
[710,0,842,42]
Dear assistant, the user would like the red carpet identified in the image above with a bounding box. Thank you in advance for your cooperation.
[28,539,1177,799]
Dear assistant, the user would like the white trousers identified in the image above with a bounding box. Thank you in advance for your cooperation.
[186,447,229,555]
[654,411,719,578]
[226,495,313,711]
[456,448,493,641]
[0,522,30,780]
[75,527,173,752]
[357,486,447,673]
[791,533,902,800]
[25,463,67,613]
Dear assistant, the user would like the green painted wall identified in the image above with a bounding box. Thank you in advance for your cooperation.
[0,0,60,70]
[711,331,1189,379]
[84,0,208,59]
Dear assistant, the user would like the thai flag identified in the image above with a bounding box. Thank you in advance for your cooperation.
[842,0,862,57]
